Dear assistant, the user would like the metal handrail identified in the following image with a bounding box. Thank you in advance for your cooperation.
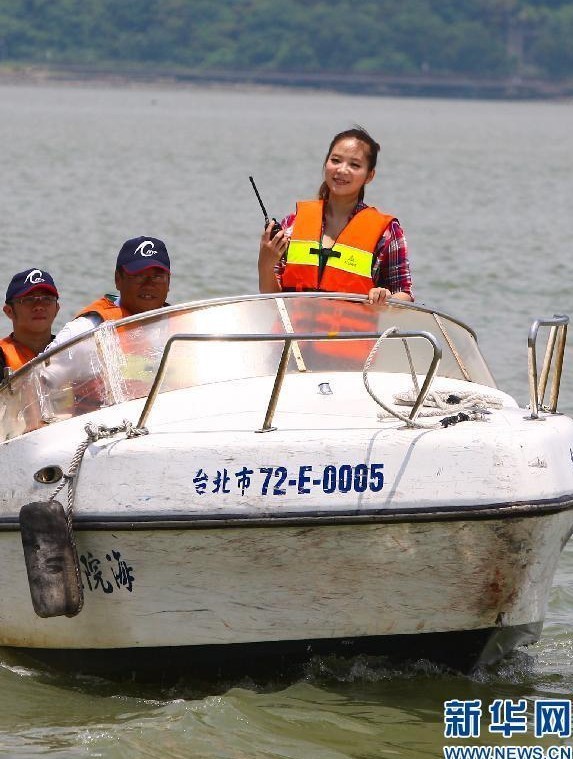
[2,292,478,386]
[395,330,442,421]
[362,329,442,423]
[136,330,421,432]
[527,314,569,419]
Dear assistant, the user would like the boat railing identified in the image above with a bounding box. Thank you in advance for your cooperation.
[362,329,442,423]
[527,314,569,419]
[0,295,496,442]
[137,329,442,432]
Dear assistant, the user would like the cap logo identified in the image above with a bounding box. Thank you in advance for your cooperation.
[134,241,157,258]
[25,269,46,285]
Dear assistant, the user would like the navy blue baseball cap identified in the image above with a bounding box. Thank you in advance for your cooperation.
[116,236,171,274]
[6,268,59,302]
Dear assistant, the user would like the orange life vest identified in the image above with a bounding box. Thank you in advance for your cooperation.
[0,335,39,372]
[64,296,134,411]
[75,295,168,405]
[286,297,381,368]
[282,200,395,294]
[76,296,133,321]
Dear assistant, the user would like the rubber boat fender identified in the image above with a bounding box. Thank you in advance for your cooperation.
[19,501,84,618]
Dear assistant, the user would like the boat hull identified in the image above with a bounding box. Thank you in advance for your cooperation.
[15,624,542,682]
[1,505,570,673]
[1,295,572,677]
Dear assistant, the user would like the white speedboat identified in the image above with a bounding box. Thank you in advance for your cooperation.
[0,293,571,678]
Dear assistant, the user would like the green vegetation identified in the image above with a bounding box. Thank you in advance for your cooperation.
[1,0,572,81]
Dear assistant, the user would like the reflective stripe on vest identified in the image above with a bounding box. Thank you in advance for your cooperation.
[0,336,37,371]
[282,200,395,294]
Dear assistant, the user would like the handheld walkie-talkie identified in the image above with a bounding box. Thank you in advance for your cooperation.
[249,176,282,239]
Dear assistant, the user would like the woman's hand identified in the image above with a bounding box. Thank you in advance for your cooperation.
[259,221,288,264]
[258,222,289,293]
[367,287,390,305]
[367,288,413,305]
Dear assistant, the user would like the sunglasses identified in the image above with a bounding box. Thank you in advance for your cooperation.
[11,295,58,307]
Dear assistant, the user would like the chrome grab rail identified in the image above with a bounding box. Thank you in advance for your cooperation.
[394,330,442,421]
[363,329,442,423]
[527,314,569,420]
[137,330,426,432]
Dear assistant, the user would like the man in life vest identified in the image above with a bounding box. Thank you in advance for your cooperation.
[0,268,60,377]
[45,236,171,412]
[49,235,171,348]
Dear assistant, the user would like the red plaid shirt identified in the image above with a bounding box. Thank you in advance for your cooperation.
[275,201,413,297]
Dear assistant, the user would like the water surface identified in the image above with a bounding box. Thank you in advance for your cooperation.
[1,82,572,758]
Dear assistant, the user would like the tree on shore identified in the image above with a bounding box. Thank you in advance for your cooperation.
[0,0,572,81]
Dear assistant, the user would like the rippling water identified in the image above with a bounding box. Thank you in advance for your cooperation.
[1,81,572,757]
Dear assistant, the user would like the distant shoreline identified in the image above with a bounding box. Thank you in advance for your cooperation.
[1,63,572,101]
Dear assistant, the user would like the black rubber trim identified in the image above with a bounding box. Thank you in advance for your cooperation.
[1,494,573,531]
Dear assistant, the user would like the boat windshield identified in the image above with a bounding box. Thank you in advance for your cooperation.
[0,294,495,441]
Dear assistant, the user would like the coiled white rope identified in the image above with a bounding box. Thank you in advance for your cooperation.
[362,327,503,429]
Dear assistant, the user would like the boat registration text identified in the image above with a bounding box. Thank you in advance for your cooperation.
[191,463,385,496]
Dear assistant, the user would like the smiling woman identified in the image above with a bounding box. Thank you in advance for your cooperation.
[0,268,60,373]
[257,126,413,306]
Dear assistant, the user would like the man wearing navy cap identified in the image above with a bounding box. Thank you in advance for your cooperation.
[0,268,60,374]
[49,236,171,349]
